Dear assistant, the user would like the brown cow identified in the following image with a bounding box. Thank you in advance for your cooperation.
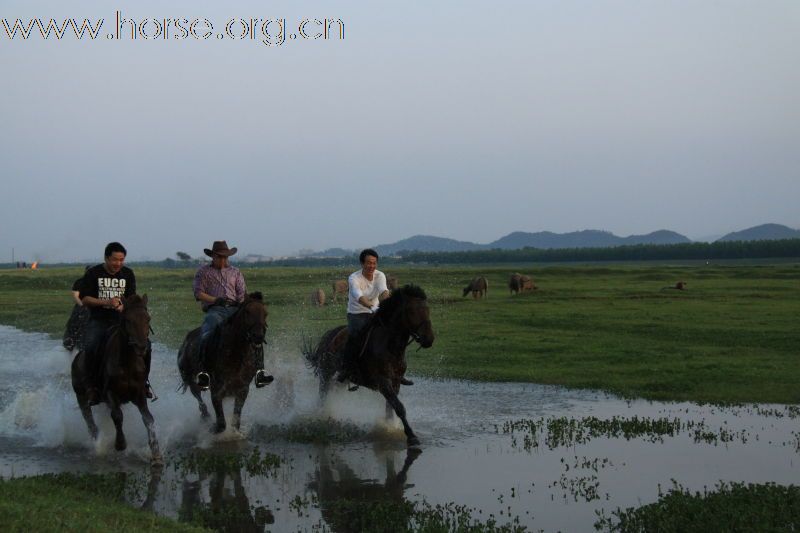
[331,279,348,302]
[661,281,687,291]
[520,275,536,292]
[310,288,326,306]
[387,276,399,291]
[462,276,488,299]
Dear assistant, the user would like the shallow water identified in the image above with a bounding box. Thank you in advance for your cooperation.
[0,324,798,531]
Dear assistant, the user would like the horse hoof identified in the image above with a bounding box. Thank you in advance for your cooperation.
[211,424,226,434]
[115,440,127,451]
[407,436,421,448]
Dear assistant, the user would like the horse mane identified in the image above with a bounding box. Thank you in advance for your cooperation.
[373,284,427,323]
[123,294,147,310]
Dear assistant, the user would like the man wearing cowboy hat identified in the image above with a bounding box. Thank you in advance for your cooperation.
[192,240,272,389]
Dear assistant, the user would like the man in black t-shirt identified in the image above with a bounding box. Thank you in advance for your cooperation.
[79,242,137,404]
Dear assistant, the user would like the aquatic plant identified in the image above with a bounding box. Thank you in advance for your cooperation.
[172,447,282,477]
[594,481,800,532]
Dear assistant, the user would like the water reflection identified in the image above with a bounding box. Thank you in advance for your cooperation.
[178,455,274,532]
[309,446,422,532]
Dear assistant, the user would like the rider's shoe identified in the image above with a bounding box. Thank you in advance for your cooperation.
[255,370,274,388]
[399,377,414,386]
[196,372,211,390]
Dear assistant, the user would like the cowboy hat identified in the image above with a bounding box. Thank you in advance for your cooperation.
[204,240,238,257]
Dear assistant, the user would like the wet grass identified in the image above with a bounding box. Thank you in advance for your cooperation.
[0,472,207,531]
[1,263,799,403]
[251,417,369,444]
[317,498,528,533]
[172,446,282,477]
[594,481,800,532]
[498,416,752,451]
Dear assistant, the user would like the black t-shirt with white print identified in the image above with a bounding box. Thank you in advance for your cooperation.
[79,264,136,321]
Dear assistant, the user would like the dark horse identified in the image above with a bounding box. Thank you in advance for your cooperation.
[70,294,161,462]
[305,285,434,447]
[177,292,268,433]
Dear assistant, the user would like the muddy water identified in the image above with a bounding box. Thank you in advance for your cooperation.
[0,324,798,531]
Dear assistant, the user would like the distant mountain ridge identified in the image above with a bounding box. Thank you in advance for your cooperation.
[300,223,798,258]
[716,223,800,242]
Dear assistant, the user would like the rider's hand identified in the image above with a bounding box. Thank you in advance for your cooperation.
[214,297,226,307]
[108,297,122,310]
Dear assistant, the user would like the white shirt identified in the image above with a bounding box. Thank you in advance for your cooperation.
[347,269,388,314]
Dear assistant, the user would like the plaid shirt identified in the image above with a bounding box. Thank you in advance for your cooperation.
[193,264,246,310]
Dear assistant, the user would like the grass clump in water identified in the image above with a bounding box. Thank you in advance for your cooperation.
[252,417,368,444]
[172,447,282,477]
[318,498,527,532]
[594,481,800,532]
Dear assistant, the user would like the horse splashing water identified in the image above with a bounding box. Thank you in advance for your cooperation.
[177,292,269,434]
[305,285,434,447]
[70,294,161,463]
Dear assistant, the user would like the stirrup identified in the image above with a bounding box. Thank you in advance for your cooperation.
[255,370,274,388]
[196,372,210,390]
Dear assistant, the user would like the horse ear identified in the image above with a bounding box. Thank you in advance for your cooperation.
[250,291,263,301]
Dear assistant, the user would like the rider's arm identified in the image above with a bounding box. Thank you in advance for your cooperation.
[71,290,82,306]
[195,291,219,305]
[82,295,122,309]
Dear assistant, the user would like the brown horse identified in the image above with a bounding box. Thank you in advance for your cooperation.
[70,294,161,462]
[177,292,268,433]
[305,285,434,447]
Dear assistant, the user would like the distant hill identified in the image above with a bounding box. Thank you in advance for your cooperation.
[298,225,795,258]
[717,224,800,242]
[487,229,690,250]
[374,235,483,256]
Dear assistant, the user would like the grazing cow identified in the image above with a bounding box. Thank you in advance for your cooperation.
[311,288,326,306]
[387,276,399,291]
[331,279,348,302]
[520,275,536,292]
[509,273,523,295]
[462,277,488,299]
[661,281,687,291]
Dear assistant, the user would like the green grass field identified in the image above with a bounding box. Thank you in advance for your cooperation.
[1,263,798,404]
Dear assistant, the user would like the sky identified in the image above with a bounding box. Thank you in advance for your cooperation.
[2,0,799,262]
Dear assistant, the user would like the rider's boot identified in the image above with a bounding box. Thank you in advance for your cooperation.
[255,370,274,388]
[399,377,414,386]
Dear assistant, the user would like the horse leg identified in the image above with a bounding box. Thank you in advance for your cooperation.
[380,383,420,447]
[72,355,98,440]
[77,394,99,441]
[190,385,210,420]
[232,387,249,431]
[385,399,394,422]
[108,396,127,451]
[134,397,162,464]
[210,389,226,434]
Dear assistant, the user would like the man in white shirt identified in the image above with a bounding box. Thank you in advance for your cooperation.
[339,249,392,387]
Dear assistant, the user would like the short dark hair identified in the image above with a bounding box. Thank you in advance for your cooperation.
[359,248,379,264]
[104,242,127,258]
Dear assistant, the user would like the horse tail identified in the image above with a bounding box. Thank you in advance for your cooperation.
[304,326,346,377]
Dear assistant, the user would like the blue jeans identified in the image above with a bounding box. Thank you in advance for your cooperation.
[347,313,372,336]
[201,305,238,341]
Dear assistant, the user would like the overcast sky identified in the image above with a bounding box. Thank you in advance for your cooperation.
[2,0,798,262]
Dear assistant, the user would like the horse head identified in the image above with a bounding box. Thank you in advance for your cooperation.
[378,285,434,349]
[120,294,150,356]
[236,291,268,348]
